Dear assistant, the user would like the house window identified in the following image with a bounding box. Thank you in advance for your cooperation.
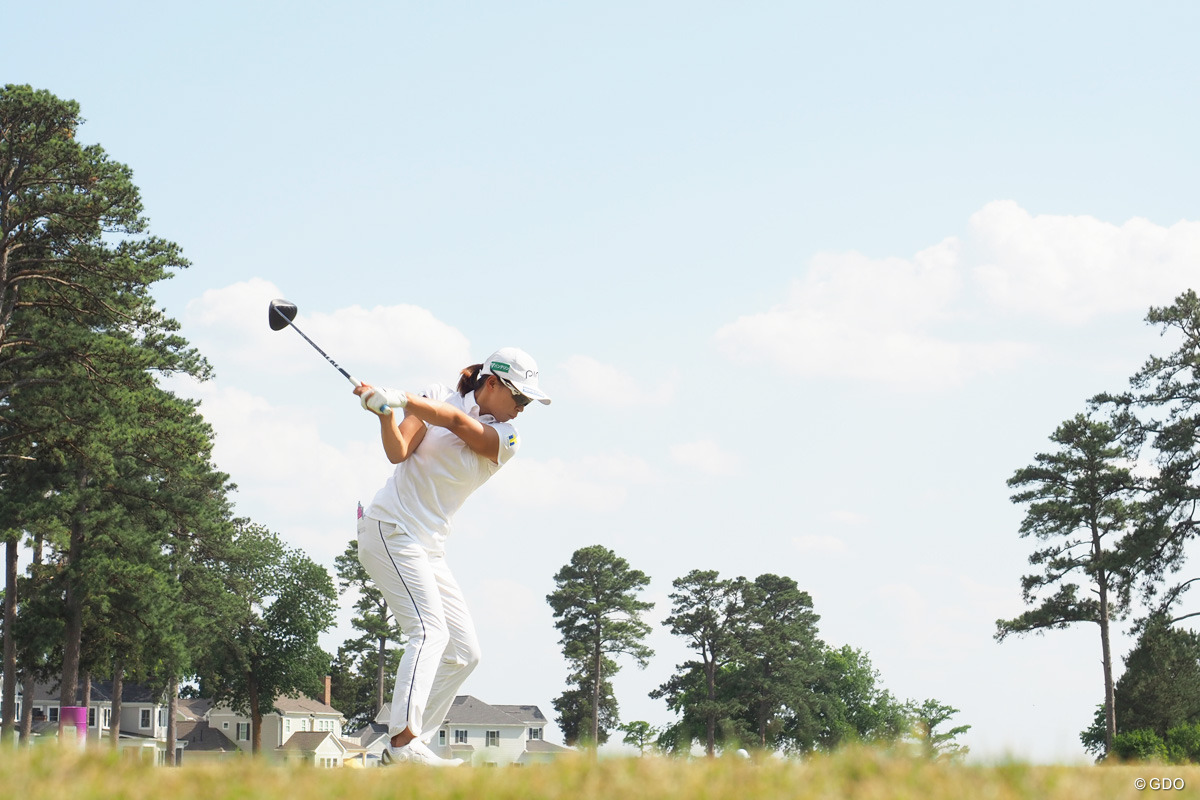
[103,708,112,728]
[140,709,151,729]
[158,709,166,727]
[438,731,447,746]
[48,707,59,723]
[89,707,96,727]
[236,723,250,742]
[454,729,468,744]
[284,719,291,734]
[486,730,500,747]
[222,721,230,729]
[528,727,543,740]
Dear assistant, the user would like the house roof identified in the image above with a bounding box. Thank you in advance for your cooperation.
[526,739,572,753]
[176,721,238,752]
[272,694,342,717]
[492,704,549,726]
[177,698,213,721]
[443,696,527,726]
[26,679,162,705]
[277,731,346,753]
[347,722,389,747]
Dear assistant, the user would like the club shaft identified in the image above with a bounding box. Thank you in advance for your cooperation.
[283,318,358,386]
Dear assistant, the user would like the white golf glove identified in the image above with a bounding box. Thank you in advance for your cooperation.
[360,386,408,415]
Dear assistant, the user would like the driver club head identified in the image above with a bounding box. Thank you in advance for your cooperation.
[268,299,298,331]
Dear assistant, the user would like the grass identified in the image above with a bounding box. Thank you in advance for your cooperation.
[2,745,1197,800]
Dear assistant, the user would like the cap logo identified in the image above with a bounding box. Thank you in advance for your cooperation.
[490,361,511,374]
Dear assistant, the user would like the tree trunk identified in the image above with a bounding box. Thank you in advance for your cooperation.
[19,532,43,745]
[592,628,602,748]
[2,535,16,743]
[1094,525,1116,757]
[249,672,262,754]
[376,635,386,716]
[705,658,717,758]
[19,671,34,742]
[59,471,89,716]
[82,671,91,742]
[110,661,123,748]
[166,677,178,765]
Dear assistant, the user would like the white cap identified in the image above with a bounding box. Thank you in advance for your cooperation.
[480,347,551,405]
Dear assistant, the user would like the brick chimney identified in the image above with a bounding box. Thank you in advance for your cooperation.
[324,675,332,707]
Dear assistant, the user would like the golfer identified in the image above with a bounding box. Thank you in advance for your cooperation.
[353,347,550,767]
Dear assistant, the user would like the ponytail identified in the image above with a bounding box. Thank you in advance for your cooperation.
[457,364,488,396]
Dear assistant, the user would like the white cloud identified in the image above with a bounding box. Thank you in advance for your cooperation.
[557,355,676,407]
[714,201,1200,390]
[713,238,1032,391]
[971,200,1200,324]
[184,279,472,389]
[669,440,742,477]
[165,377,386,564]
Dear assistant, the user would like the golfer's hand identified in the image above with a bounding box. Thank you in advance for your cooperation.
[359,385,407,415]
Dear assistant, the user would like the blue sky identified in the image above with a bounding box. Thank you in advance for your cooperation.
[8,2,1200,762]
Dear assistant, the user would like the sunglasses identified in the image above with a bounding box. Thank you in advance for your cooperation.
[497,377,533,408]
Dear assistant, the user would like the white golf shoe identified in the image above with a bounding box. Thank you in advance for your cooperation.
[381,739,464,767]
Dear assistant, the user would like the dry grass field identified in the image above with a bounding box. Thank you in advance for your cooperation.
[2,744,1197,800]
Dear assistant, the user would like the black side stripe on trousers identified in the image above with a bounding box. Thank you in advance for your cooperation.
[378,520,424,732]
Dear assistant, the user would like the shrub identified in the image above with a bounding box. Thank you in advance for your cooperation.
[1110,729,1168,762]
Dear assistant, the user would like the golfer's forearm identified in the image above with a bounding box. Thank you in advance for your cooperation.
[380,410,425,463]
[404,395,471,432]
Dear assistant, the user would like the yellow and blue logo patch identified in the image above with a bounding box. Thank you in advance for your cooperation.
[507,433,518,448]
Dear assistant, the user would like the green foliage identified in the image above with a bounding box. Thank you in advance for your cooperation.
[547,545,654,748]
[329,642,401,732]
[194,522,336,753]
[1081,616,1200,759]
[652,570,744,757]
[997,411,1143,757]
[814,645,910,749]
[653,569,917,758]
[906,699,971,762]
[333,539,404,719]
[728,574,826,752]
[1166,723,1200,764]
[619,720,658,755]
[1110,729,1169,762]
[1094,290,1200,622]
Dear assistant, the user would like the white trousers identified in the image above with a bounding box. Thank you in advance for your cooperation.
[357,517,481,740]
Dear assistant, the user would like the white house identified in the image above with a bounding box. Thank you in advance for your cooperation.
[348,696,570,767]
[19,679,184,762]
[207,689,346,756]
[435,696,570,766]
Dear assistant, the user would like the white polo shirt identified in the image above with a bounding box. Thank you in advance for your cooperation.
[365,384,519,555]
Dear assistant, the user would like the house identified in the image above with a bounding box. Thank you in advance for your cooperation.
[207,690,346,756]
[18,679,181,762]
[174,721,240,762]
[433,696,571,766]
[348,696,570,767]
[275,730,351,767]
[17,678,341,764]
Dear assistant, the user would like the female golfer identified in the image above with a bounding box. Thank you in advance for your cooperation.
[353,347,550,767]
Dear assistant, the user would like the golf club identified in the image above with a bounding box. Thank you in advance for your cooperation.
[268,298,389,412]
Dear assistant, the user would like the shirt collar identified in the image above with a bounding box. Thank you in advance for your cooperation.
[467,390,495,422]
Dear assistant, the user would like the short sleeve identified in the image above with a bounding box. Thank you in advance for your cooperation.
[491,421,520,466]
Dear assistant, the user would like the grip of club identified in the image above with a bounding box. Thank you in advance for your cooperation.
[350,376,390,414]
